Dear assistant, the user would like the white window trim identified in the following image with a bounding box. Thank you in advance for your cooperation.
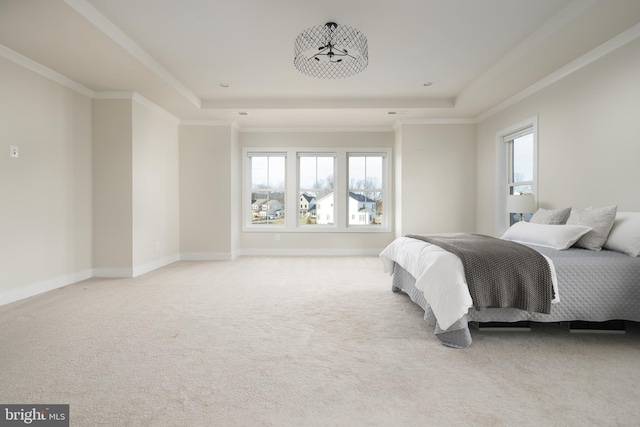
[243,147,392,233]
[495,116,538,234]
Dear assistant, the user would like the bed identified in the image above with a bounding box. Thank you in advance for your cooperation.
[380,208,640,348]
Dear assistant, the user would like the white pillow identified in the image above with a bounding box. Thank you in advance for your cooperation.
[603,212,640,257]
[501,222,592,250]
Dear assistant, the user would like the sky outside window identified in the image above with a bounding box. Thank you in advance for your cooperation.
[512,133,533,184]
[300,156,333,189]
[349,156,382,189]
[252,156,285,190]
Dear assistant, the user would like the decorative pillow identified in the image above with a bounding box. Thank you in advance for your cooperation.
[529,207,571,225]
[603,212,640,257]
[566,206,617,251]
[501,222,592,250]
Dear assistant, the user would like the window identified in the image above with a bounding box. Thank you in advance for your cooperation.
[506,131,533,225]
[497,117,538,229]
[348,154,384,226]
[243,147,391,232]
[299,154,335,226]
[248,153,286,225]
[507,132,533,196]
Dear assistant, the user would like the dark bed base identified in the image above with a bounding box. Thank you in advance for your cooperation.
[470,321,532,331]
[470,320,627,333]
[564,320,627,334]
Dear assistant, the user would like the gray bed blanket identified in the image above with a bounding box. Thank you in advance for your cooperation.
[406,233,553,314]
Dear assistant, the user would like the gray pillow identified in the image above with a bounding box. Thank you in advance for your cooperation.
[566,205,618,251]
[529,207,571,225]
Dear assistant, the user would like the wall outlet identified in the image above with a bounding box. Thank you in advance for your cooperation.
[10,145,19,158]
[274,234,280,241]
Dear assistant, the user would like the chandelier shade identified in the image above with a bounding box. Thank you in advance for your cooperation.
[294,22,368,79]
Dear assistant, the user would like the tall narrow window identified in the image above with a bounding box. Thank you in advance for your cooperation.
[299,154,335,225]
[506,128,534,225]
[249,154,286,225]
[348,154,385,226]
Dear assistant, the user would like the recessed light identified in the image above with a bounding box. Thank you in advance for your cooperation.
[219,83,230,88]
[423,82,433,87]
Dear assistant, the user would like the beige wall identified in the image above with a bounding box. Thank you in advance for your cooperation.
[92,99,133,274]
[0,58,92,304]
[132,100,180,273]
[179,125,234,259]
[476,37,640,236]
[393,126,404,237]
[230,126,241,255]
[93,97,180,275]
[396,124,477,236]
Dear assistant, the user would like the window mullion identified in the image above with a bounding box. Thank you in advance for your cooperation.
[335,151,347,229]
[285,150,297,228]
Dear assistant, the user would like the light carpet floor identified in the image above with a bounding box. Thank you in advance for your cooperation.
[1,257,639,426]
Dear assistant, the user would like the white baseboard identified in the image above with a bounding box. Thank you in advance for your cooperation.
[180,252,234,261]
[93,254,182,278]
[181,249,378,258]
[236,248,383,257]
[133,254,181,277]
[92,267,134,278]
[0,269,93,307]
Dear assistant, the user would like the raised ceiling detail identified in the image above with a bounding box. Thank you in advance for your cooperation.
[1,0,639,128]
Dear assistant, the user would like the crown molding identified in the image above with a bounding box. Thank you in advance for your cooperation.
[93,91,135,99]
[0,44,95,98]
[64,0,201,109]
[0,46,176,125]
[201,97,455,110]
[93,91,179,123]
[397,118,478,126]
[239,126,394,133]
[132,93,180,123]
[460,0,597,101]
[477,21,640,122]
[179,120,237,127]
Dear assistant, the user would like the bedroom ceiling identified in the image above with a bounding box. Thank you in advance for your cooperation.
[1,0,640,128]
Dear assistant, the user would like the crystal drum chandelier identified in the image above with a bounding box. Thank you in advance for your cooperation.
[294,22,368,79]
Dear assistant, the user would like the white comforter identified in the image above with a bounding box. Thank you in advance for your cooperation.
[379,237,559,330]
